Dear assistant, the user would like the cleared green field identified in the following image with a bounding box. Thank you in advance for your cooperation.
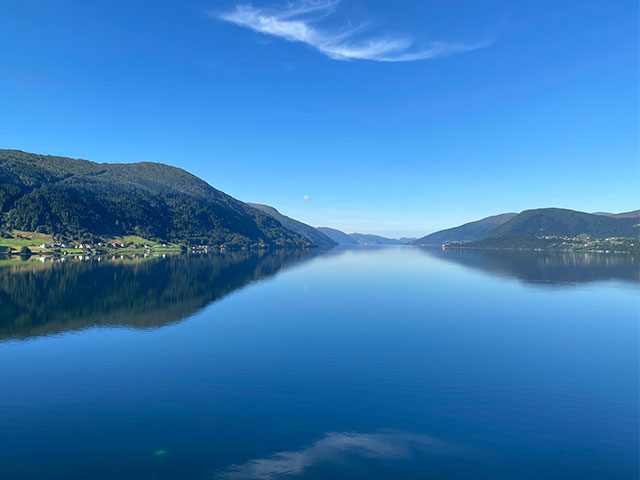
[110,235,163,246]
[0,230,55,252]
[0,230,184,255]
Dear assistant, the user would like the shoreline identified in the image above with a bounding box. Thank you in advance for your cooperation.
[443,245,637,254]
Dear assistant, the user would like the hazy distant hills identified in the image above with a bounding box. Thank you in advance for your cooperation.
[0,150,312,248]
[317,227,413,245]
[592,210,640,219]
[412,213,517,245]
[317,227,360,245]
[349,233,415,245]
[248,203,337,248]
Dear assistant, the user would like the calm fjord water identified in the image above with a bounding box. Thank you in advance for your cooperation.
[0,247,638,479]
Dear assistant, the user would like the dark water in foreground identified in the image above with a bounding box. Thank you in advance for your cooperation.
[0,247,638,479]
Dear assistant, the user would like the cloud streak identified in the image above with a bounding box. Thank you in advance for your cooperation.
[214,1,489,62]
[214,430,461,479]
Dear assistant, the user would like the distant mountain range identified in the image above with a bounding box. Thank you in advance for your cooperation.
[317,227,359,245]
[318,227,413,245]
[413,208,639,251]
[246,208,413,247]
[592,210,640,219]
[0,150,312,248]
[348,233,415,245]
[248,203,337,248]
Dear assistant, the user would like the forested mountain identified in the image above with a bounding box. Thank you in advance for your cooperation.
[248,203,337,248]
[317,227,359,245]
[485,208,639,239]
[412,213,517,245]
[413,208,639,252]
[0,150,312,247]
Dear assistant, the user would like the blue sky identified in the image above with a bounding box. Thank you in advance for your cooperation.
[1,0,637,237]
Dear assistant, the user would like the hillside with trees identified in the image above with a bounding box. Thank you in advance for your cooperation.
[248,203,337,248]
[0,150,312,248]
[484,208,639,239]
[412,213,517,245]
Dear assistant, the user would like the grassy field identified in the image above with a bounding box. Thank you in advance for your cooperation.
[108,235,182,253]
[0,230,182,255]
[0,230,56,253]
[110,235,163,246]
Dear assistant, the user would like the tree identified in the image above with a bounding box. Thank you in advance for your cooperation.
[20,246,32,255]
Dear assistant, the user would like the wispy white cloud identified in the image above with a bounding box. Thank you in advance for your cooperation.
[213,1,489,62]
[214,430,460,479]
[302,195,311,200]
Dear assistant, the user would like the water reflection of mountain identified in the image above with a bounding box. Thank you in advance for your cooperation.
[0,250,315,341]
[422,248,640,286]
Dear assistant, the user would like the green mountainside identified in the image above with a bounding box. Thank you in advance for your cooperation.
[412,212,517,245]
[415,208,639,252]
[248,203,337,248]
[455,234,638,253]
[442,208,639,253]
[485,208,639,239]
[0,150,312,248]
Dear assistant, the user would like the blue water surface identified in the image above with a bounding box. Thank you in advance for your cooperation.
[0,247,637,479]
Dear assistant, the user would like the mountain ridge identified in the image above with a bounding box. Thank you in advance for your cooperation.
[247,203,337,248]
[592,210,640,219]
[317,227,359,245]
[412,212,518,245]
[348,233,414,245]
[485,208,639,239]
[317,227,412,245]
[0,149,312,248]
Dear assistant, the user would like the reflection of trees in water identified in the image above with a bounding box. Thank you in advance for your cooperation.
[0,250,314,341]
[4,246,633,340]
[421,248,639,286]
